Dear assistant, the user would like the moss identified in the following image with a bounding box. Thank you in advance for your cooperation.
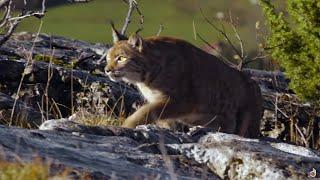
[33,54,73,68]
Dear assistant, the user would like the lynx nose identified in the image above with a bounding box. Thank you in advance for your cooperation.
[105,67,112,74]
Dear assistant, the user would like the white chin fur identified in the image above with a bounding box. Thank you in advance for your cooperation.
[108,76,122,82]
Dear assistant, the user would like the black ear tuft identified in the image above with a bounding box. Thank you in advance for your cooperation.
[110,21,128,43]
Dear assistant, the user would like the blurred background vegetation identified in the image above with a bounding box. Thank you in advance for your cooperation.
[9,0,288,70]
[15,0,281,52]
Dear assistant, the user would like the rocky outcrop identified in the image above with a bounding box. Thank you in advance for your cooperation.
[0,32,319,178]
[0,32,318,148]
[0,32,143,127]
[0,92,45,126]
[1,119,319,179]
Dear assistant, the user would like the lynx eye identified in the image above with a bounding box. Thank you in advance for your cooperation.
[117,56,128,63]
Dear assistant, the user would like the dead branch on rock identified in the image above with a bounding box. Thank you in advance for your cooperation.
[0,0,46,47]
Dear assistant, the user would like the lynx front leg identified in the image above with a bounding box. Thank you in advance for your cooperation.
[122,99,182,128]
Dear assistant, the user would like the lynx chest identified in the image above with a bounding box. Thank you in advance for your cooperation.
[136,83,164,103]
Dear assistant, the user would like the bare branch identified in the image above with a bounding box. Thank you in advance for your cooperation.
[121,0,134,35]
[243,53,269,66]
[199,8,245,71]
[192,20,197,40]
[0,0,47,47]
[0,1,12,28]
[0,0,10,8]
[196,33,238,69]
[121,0,144,35]
[156,24,164,36]
[0,20,18,45]
[228,11,245,70]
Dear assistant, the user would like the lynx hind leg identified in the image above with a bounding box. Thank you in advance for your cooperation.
[213,113,237,134]
[240,79,263,138]
[122,100,185,129]
[247,105,263,138]
[236,107,262,138]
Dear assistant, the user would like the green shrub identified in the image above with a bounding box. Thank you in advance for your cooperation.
[260,0,320,110]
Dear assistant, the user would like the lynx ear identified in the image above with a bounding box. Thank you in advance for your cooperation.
[128,34,144,52]
[110,22,128,43]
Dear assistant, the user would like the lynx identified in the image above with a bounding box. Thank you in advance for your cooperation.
[105,26,263,138]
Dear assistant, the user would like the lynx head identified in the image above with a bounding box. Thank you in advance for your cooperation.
[105,24,148,83]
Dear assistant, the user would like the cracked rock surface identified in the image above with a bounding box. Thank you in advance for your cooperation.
[1,119,318,179]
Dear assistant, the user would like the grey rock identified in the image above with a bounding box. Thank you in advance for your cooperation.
[0,92,46,126]
[0,123,217,179]
[0,34,143,127]
[2,119,319,179]
[169,132,320,179]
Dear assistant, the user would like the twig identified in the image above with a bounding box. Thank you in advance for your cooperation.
[121,0,134,35]
[10,20,44,124]
[158,132,178,180]
[196,33,238,69]
[0,0,10,8]
[156,24,164,36]
[192,20,197,40]
[44,48,55,120]
[189,115,217,136]
[199,7,245,70]
[0,1,12,27]
[0,0,46,47]
[243,54,269,66]
[228,11,245,70]
[121,0,144,35]
[295,123,309,147]
[0,20,18,45]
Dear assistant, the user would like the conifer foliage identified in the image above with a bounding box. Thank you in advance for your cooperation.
[260,0,320,110]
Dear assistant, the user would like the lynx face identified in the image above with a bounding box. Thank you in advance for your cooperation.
[105,35,147,83]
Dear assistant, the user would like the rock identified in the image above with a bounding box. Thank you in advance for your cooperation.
[1,120,319,179]
[243,69,319,149]
[0,92,47,127]
[2,32,108,73]
[170,133,320,179]
[0,33,143,127]
[0,123,217,179]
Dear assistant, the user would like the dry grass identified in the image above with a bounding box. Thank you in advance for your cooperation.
[0,158,69,180]
[73,110,124,127]
[272,93,320,150]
